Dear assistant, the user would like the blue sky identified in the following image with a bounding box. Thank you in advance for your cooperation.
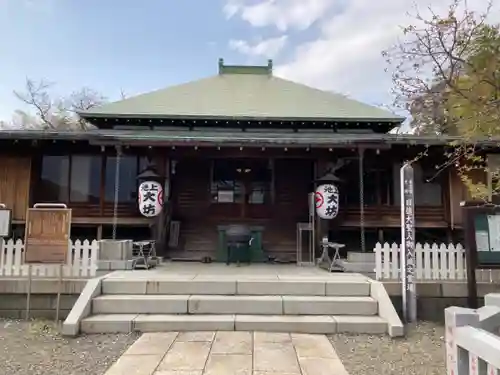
[2,0,494,123]
[0,0,250,119]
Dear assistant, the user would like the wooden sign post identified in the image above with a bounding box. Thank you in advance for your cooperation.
[24,203,71,322]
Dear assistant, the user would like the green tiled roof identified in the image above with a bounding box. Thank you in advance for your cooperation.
[80,59,404,123]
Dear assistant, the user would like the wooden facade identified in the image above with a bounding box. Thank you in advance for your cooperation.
[0,156,31,221]
[0,136,480,261]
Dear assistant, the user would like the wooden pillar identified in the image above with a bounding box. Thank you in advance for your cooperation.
[28,152,41,210]
[377,228,384,244]
[99,152,106,216]
[314,159,330,256]
[358,147,366,252]
[154,154,171,257]
[447,228,453,243]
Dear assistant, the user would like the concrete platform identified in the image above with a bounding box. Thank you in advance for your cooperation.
[100,263,373,297]
[102,262,370,279]
[103,331,350,375]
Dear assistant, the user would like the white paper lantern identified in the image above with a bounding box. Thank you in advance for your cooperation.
[315,184,339,220]
[138,181,164,217]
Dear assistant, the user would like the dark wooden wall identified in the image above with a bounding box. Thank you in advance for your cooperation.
[170,157,313,260]
[0,142,459,253]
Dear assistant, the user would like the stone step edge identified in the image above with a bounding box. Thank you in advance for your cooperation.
[80,314,388,335]
[92,295,379,316]
[101,279,372,296]
[92,294,377,301]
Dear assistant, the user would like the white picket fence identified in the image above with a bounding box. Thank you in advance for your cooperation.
[374,242,500,282]
[0,239,98,278]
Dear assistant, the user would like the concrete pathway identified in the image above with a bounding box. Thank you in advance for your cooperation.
[104,331,349,375]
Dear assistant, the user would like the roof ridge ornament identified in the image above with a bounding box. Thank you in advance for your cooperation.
[218,58,273,76]
[218,58,224,73]
[267,59,273,74]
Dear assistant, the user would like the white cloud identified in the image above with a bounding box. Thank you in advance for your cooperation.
[225,0,332,31]
[229,35,288,58]
[223,0,242,19]
[225,0,500,110]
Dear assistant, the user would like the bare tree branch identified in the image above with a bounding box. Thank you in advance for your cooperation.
[13,78,55,129]
[12,79,108,131]
[65,87,107,130]
[384,0,500,202]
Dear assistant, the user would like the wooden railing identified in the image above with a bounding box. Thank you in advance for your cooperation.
[69,203,138,217]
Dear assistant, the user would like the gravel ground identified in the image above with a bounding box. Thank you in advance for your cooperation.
[329,322,445,375]
[0,319,140,375]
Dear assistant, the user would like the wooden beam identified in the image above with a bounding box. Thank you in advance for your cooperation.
[12,217,151,226]
[71,217,150,225]
[99,153,106,215]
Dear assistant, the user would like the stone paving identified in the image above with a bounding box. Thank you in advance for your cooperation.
[104,262,360,279]
[104,331,349,375]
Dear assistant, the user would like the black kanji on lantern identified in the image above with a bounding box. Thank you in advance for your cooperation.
[142,191,156,202]
[325,205,337,217]
[141,182,159,192]
[142,204,156,215]
[327,194,338,206]
[324,185,334,194]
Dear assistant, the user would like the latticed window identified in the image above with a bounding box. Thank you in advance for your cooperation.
[210,159,272,205]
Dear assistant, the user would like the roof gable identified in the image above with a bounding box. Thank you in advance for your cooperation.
[80,59,404,123]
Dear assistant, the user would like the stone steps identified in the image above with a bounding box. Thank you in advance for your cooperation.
[64,272,404,337]
[101,277,371,296]
[81,314,387,335]
[92,294,378,315]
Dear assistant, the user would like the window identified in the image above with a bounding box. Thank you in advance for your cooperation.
[105,156,140,203]
[338,163,385,206]
[392,163,442,206]
[38,154,148,205]
[211,160,244,203]
[39,155,70,202]
[39,155,101,203]
[247,163,272,204]
[210,159,271,204]
[70,155,102,203]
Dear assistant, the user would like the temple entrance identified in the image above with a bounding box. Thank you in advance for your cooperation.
[171,157,313,261]
[211,159,272,219]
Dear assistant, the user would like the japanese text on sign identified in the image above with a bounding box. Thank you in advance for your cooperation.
[400,163,417,323]
[138,181,164,217]
[403,177,415,288]
[315,183,339,220]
